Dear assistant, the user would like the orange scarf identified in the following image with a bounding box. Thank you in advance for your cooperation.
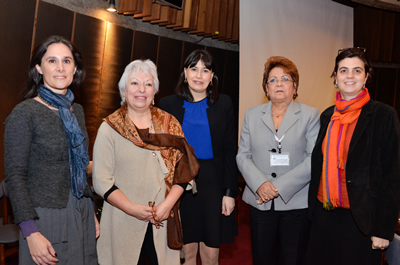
[321,89,370,210]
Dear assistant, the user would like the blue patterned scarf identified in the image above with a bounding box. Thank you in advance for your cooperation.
[38,85,89,198]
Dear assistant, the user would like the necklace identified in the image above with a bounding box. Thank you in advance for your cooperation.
[149,118,154,132]
[126,110,154,132]
[272,107,287,119]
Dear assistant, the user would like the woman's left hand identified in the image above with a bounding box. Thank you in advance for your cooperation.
[371,236,389,250]
[87,161,93,175]
[153,201,172,222]
[152,184,184,224]
[94,214,100,239]
[222,196,235,216]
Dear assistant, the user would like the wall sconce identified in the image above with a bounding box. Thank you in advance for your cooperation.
[107,0,117,12]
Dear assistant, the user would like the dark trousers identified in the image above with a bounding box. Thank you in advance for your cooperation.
[305,200,382,265]
[137,222,159,265]
[249,202,309,265]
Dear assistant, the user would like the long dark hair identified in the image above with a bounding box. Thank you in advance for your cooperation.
[176,49,219,104]
[22,35,85,100]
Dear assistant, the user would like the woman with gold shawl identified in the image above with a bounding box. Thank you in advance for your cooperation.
[92,59,198,265]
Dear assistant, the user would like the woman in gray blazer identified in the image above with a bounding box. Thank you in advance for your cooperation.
[237,56,320,265]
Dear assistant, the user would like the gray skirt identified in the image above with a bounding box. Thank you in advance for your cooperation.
[19,191,98,264]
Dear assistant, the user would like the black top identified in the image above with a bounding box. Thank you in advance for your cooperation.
[158,94,239,196]
[309,99,400,240]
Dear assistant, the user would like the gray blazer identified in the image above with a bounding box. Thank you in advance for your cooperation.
[237,100,320,211]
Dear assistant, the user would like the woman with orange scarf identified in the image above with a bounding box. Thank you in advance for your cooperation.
[306,48,400,265]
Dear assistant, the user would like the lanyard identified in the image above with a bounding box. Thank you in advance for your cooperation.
[274,134,285,154]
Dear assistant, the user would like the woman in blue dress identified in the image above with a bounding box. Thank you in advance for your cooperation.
[158,50,239,265]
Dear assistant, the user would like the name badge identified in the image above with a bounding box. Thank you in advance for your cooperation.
[270,152,290,166]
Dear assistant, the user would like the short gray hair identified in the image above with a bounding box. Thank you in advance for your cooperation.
[118,59,159,105]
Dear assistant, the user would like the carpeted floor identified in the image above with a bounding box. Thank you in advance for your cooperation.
[5,197,253,265]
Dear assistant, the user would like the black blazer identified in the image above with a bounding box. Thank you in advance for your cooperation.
[309,99,400,240]
[158,94,239,196]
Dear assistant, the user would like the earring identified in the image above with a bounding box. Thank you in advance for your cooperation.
[152,99,155,105]
[184,77,188,83]
[210,80,213,86]
[293,91,298,99]
[335,83,338,88]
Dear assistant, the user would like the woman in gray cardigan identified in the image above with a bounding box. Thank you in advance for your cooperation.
[4,36,98,265]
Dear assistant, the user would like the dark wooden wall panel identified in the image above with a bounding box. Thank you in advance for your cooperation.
[378,13,395,63]
[181,42,205,69]
[132,31,158,63]
[221,50,239,126]
[354,6,381,61]
[73,14,107,156]
[206,47,226,93]
[35,1,74,45]
[368,76,378,102]
[354,5,400,64]
[394,69,400,117]
[155,37,183,104]
[99,24,134,126]
[354,4,400,121]
[0,0,36,181]
[374,67,397,107]
[393,16,400,63]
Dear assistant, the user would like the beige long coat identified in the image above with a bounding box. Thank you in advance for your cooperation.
[93,122,180,265]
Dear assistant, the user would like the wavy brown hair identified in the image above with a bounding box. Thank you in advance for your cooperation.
[262,56,299,100]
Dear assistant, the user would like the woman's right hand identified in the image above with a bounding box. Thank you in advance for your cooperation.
[106,189,153,222]
[130,204,154,222]
[26,232,58,265]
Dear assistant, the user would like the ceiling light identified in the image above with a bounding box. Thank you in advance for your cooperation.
[107,0,117,12]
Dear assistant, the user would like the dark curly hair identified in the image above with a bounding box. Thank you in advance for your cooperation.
[331,48,373,85]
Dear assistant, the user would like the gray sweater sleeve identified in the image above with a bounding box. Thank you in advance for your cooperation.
[4,101,40,223]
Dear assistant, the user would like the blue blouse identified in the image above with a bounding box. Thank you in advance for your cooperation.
[182,98,214,159]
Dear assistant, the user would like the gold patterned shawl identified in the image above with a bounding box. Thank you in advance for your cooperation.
[104,104,199,195]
